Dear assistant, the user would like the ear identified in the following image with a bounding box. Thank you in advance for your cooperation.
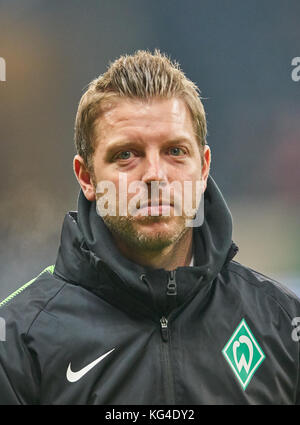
[73,155,96,201]
[201,145,211,191]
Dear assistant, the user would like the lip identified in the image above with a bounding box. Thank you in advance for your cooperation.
[139,200,174,209]
[136,203,174,216]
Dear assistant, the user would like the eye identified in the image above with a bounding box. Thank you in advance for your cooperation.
[115,151,133,160]
[168,147,186,156]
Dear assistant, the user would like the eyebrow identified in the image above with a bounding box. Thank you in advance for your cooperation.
[106,136,193,149]
[103,136,195,160]
[103,139,144,160]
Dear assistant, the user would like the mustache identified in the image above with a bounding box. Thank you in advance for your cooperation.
[95,178,204,219]
[128,194,182,217]
[130,182,180,208]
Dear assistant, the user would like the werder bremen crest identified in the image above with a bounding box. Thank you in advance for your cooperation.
[222,319,265,390]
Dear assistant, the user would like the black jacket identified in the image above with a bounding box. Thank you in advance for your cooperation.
[0,176,300,405]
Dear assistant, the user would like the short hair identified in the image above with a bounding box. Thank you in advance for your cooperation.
[74,50,207,172]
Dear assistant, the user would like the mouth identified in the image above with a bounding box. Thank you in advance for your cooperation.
[135,200,174,216]
[139,198,174,208]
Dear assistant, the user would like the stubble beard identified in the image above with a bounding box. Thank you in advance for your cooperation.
[90,173,196,253]
[102,214,190,253]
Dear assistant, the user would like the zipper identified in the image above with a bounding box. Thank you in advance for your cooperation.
[166,270,177,313]
[160,316,169,342]
[166,270,177,296]
[159,271,178,403]
[158,271,207,405]
[160,315,176,404]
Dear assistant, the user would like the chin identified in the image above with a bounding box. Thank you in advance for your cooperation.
[132,221,189,250]
[103,215,189,251]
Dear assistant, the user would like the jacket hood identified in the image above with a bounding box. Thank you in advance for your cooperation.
[55,175,238,319]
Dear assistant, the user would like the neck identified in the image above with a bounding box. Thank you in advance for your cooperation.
[112,229,193,270]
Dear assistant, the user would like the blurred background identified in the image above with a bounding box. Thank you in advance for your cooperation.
[0,0,299,299]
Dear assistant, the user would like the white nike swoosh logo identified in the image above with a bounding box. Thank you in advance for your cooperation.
[66,348,115,383]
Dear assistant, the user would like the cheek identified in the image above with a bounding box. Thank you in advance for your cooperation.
[110,174,149,210]
[92,158,120,185]
[177,169,204,208]
[172,166,202,186]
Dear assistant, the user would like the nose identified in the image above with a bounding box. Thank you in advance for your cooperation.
[141,151,168,185]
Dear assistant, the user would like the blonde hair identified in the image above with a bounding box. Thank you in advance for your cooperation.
[75,50,207,171]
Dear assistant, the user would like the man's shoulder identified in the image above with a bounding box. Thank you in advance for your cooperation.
[226,260,300,317]
[0,266,66,333]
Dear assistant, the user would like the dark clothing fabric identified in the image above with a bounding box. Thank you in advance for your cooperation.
[0,176,299,404]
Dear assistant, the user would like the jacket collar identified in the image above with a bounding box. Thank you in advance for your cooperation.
[55,175,238,319]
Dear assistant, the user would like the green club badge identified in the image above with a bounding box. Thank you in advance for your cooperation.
[222,319,265,390]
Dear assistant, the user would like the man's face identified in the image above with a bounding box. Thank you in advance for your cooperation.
[88,97,210,251]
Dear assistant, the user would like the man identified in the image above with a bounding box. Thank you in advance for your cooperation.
[0,50,300,405]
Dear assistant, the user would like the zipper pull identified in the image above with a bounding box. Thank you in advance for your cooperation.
[167,270,177,296]
[160,316,169,342]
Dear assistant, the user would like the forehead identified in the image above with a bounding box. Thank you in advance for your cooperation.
[93,97,196,143]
